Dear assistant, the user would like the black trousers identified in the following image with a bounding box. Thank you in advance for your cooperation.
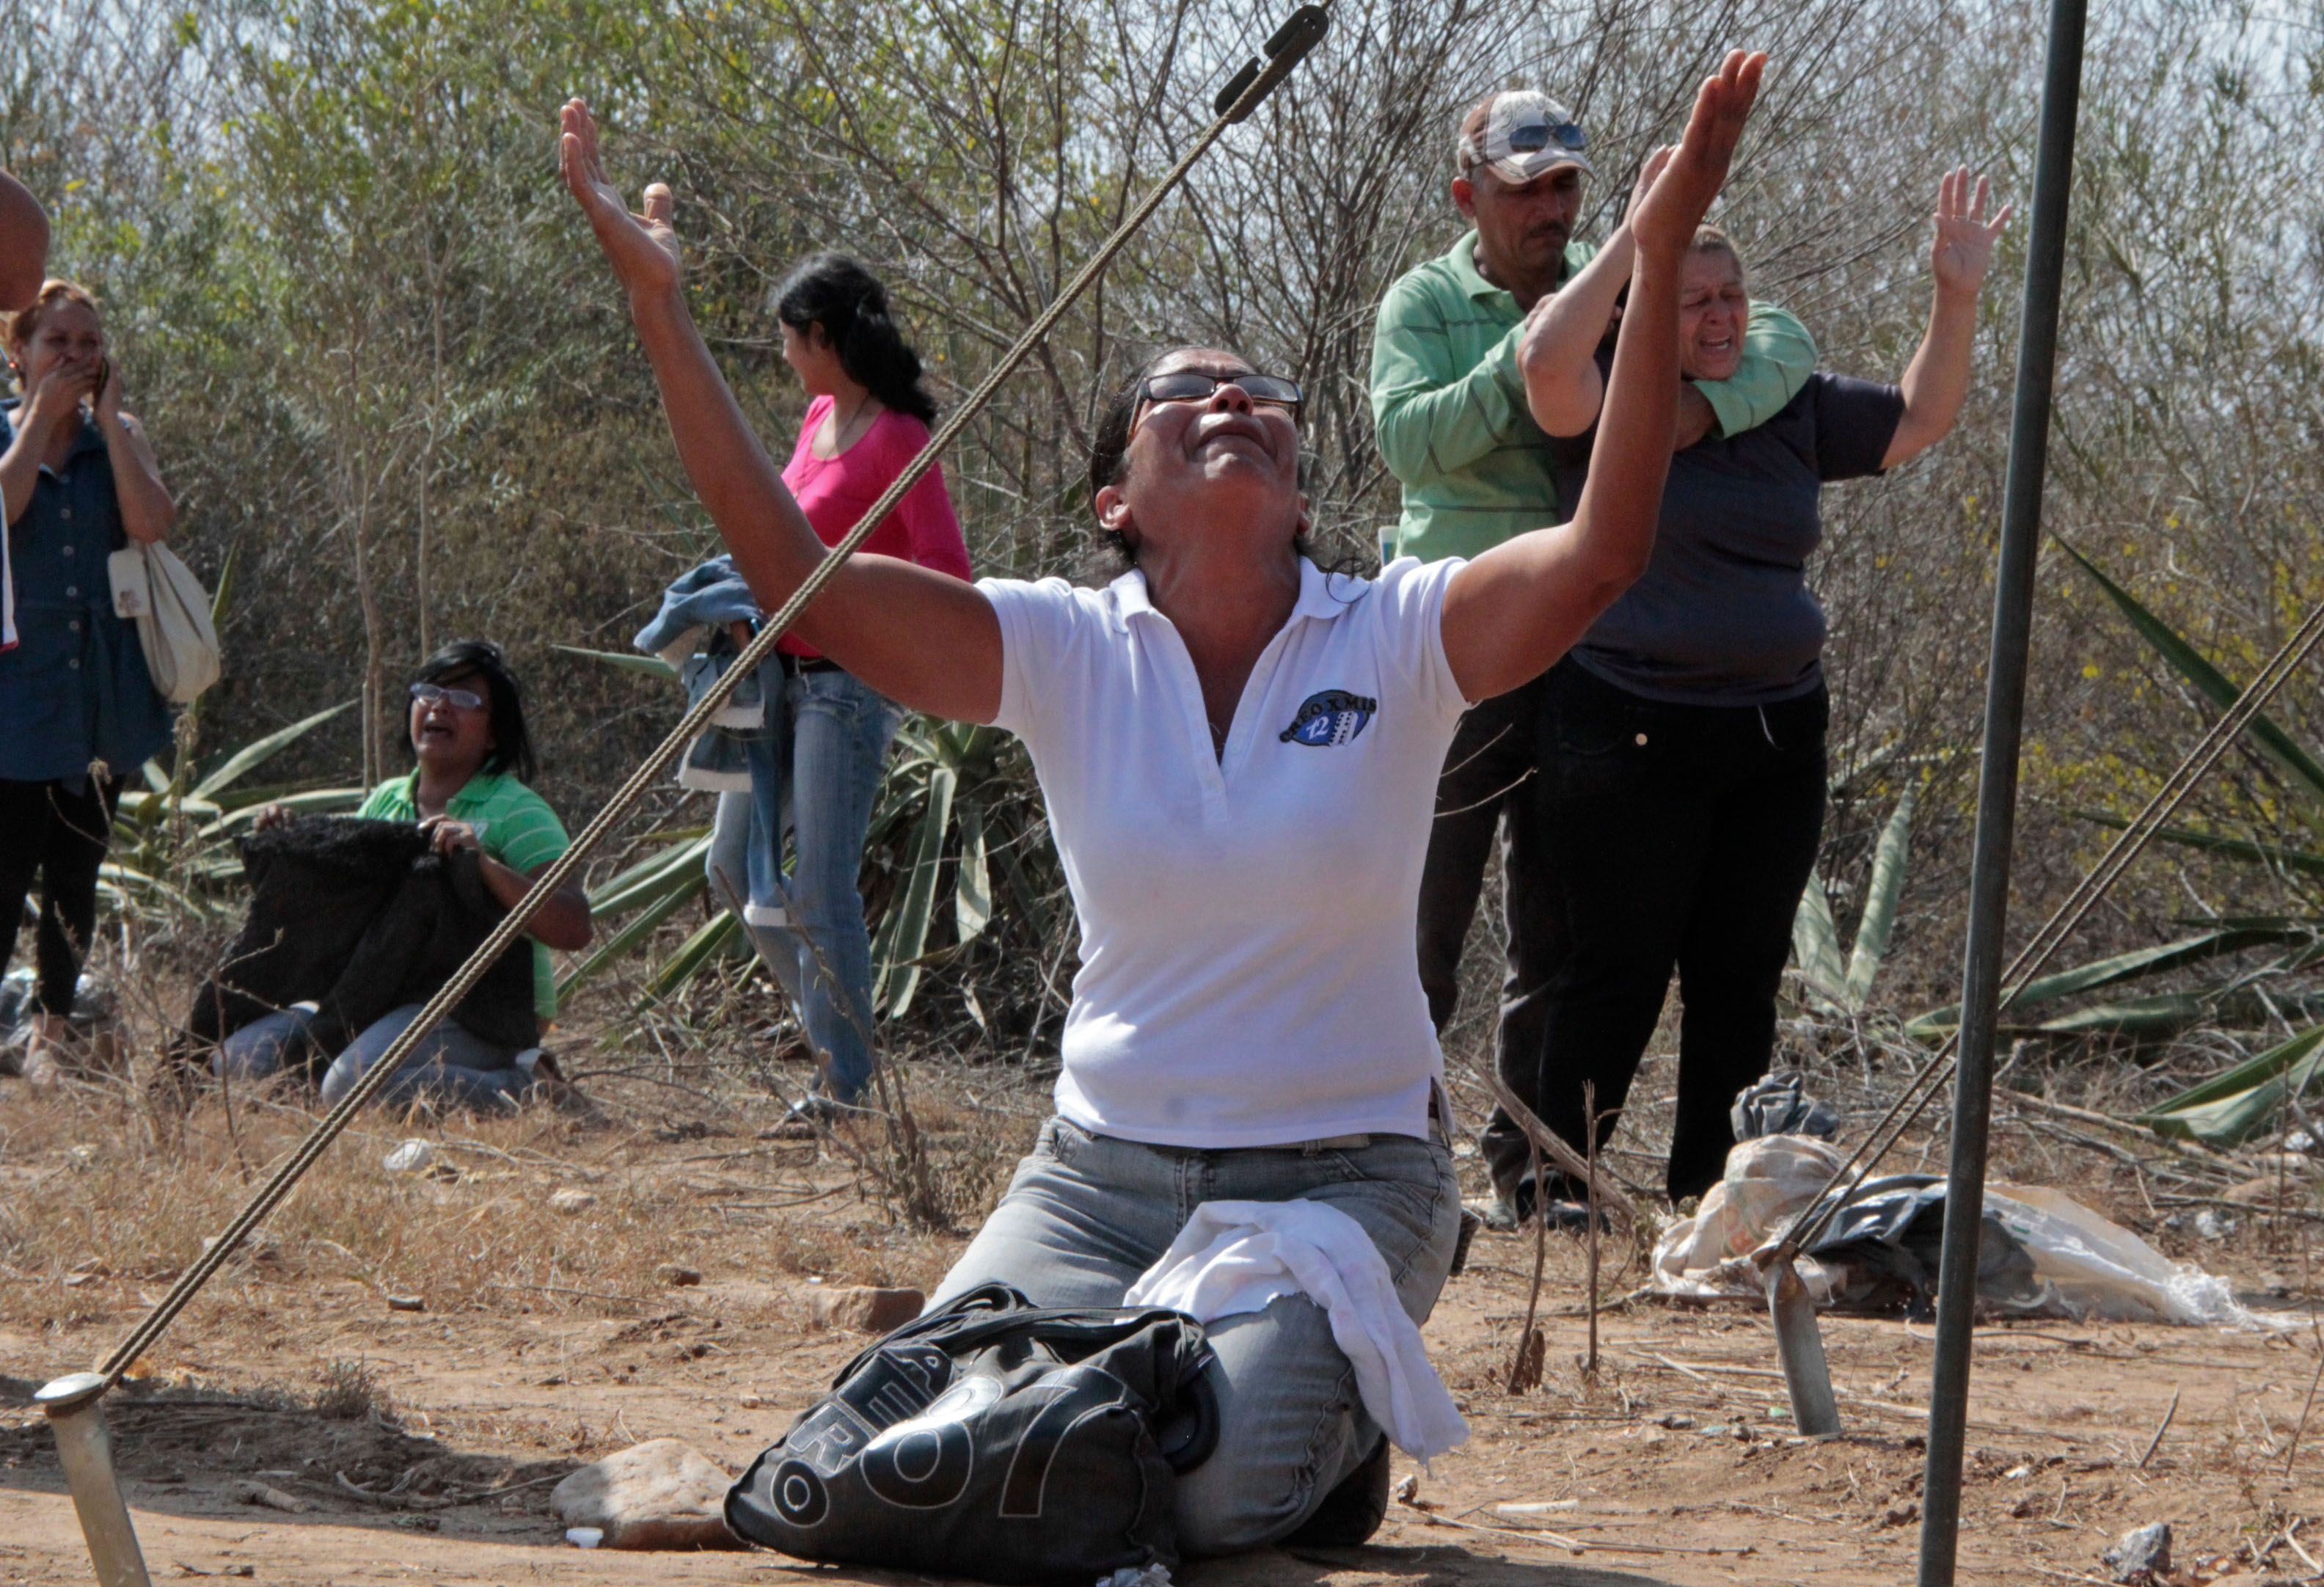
[1419,658,1827,1207]
[1414,671,1566,1037]
[0,776,120,1017]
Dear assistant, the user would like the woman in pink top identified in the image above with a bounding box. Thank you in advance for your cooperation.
[713,253,970,1132]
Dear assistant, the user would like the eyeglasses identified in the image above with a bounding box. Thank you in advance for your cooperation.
[410,682,485,711]
[1506,117,1587,156]
[1135,371,1304,423]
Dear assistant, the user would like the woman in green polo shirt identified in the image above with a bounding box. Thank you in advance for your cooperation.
[222,641,592,1108]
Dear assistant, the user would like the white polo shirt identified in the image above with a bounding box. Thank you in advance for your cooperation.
[980,554,1473,1148]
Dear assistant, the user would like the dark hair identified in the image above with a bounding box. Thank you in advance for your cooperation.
[773,253,938,425]
[409,639,536,783]
[1084,347,1316,579]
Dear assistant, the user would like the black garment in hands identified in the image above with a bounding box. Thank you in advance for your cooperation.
[1480,659,1827,1205]
[179,815,536,1077]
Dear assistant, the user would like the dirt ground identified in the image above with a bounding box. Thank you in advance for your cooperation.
[1,1043,2320,1587]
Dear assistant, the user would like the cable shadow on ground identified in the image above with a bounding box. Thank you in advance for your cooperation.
[0,1371,578,1542]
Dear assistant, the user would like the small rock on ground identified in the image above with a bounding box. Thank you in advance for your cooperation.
[550,1439,742,1550]
[2103,1520,2172,1583]
[805,1285,924,1334]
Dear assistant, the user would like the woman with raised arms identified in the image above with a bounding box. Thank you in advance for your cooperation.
[560,53,1764,1553]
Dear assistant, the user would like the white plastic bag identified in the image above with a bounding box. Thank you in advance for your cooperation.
[1984,1184,2265,1327]
[1653,1134,1846,1303]
[1649,1135,2281,1328]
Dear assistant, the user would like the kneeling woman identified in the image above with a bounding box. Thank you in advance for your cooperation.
[222,641,592,1108]
[563,54,1758,1552]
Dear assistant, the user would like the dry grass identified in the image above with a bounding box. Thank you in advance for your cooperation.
[0,938,1048,1362]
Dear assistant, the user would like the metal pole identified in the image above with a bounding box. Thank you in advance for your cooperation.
[1766,1260,1842,1438]
[1916,0,2086,1578]
[37,1373,153,1587]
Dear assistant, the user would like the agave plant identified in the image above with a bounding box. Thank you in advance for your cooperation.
[1901,540,2324,1143]
[102,700,366,920]
[555,648,1048,1018]
[100,555,365,919]
[1792,778,1920,1018]
[867,718,1021,1018]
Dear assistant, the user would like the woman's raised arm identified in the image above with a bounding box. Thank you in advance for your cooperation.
[558,100,1001,724]
[1884,167,2010,467]
[1516,148,1667,438]
[1441,53,1766,704]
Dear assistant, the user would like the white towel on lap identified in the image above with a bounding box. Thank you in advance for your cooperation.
[1122,1198,1467,1463]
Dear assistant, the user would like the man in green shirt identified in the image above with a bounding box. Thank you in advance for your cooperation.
[1370,90,1816,1227]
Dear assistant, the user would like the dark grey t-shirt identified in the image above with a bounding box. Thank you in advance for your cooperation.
[1549,368,1904,706]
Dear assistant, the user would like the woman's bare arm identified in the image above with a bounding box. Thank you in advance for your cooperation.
[1885,167,2010,467]
[559,101,1001,724]
[1517,150,1667,438]
[1441,53,1766,704]
[0,357,91,525]
[95,364,175,542]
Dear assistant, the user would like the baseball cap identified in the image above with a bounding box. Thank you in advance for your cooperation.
[1458,91,1593,185]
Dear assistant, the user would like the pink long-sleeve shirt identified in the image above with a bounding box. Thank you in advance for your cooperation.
[779,394,973,658]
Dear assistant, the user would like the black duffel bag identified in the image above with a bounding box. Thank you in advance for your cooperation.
[727,1283,1217,1584]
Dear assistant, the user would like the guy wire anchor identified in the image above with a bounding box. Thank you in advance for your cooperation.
[1757,1249,1843,1438]
[36,1372,153,1587]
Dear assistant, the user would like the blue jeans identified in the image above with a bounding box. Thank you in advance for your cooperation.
[215,1003,532,1111]
[929,1116,1463,1556]
[709,667,902,1106]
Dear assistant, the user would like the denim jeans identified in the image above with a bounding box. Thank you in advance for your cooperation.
[1484,658,1828,1205]
[709,666,903,1106]
[929,1115,1462,1555]
[216,1003,531,1111]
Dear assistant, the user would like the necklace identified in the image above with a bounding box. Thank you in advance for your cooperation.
[827,393,876,453]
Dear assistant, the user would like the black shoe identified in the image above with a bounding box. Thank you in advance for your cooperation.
[1541,1197,1612,1233]
[1283,1434,1391,1549]
[1469,1170,1541,1233]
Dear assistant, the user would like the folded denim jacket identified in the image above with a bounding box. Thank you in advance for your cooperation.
[637,556,787,918]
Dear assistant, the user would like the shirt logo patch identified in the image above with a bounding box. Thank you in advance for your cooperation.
[1279,690,1378,747]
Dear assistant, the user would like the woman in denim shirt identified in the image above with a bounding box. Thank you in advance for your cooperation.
[0,280,175,1082]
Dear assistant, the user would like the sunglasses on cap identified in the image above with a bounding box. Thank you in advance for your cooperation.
[1135,371,1304,423]
[411,682,486,711]
[1506,117,1587,156]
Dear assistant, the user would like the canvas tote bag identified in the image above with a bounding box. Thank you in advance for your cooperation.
[109,540,220,703]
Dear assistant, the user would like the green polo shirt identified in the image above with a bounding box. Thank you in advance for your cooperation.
[1370,229,1818,563]
[360,768,572,1021]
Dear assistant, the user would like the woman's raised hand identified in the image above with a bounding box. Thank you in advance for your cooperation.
[559,98,682,300]
[92,356,121,426]
[1930,167,2011,297]
[19,352,97,436]
[1629,51,1766,257]
[1626,145,1674,226]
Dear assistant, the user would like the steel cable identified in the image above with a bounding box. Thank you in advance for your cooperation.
[95,16,1329,1384]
